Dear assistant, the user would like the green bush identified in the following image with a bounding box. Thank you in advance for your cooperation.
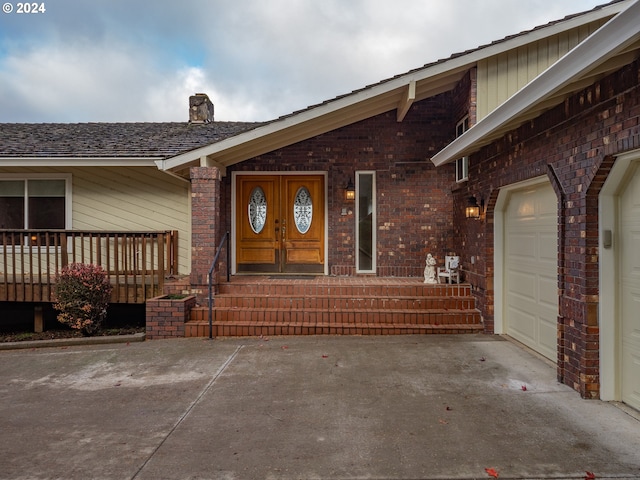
[54,263,113,335]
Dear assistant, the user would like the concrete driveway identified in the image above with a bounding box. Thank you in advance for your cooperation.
[0,335,639,480]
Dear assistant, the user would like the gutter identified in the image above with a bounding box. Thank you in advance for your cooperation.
[0,157,162,167]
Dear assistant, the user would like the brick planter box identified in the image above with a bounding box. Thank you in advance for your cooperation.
[146,295,196,339]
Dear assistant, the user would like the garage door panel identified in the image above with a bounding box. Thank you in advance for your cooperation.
[620,166,640,211]
[621,348,640,408]
[621,288,640,337]
[508,308,538,343]
[622,231,640,279]
[507,233,537,260]
[504,181,558,362]
[507,270,536,299]
[537,192,557,216]
[538,319,558,360]
[539,232,557,262]
[539,276,558,308]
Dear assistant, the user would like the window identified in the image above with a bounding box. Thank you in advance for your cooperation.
[456,116,469,183]
[356,171,376,273]
[0,176,71,230]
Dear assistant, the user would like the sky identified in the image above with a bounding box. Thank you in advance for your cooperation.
[0,0,612,123]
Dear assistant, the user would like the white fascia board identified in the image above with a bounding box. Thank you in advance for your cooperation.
[0,157,162,167]
[157,1,629,172]
[430,0,640,167]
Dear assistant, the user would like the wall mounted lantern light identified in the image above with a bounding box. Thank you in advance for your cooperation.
[345,178,356,201]
[465,195,483,219]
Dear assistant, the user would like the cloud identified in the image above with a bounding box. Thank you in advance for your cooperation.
[0,0,609,123]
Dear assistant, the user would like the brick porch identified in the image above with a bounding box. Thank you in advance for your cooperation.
[185,276,483,337]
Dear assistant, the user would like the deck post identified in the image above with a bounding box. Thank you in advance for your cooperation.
[34,305,43,333]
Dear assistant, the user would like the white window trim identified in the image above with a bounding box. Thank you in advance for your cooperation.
[0,173,72,253]
[455,117,469,183]
[0,173,72,230]
[355,171,376,274]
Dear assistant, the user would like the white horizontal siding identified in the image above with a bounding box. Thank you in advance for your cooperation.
[0,166,191,275]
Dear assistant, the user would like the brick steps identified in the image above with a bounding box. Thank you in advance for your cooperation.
[185,321,483,338]
[208,295,475,311]
[184,277,483,337]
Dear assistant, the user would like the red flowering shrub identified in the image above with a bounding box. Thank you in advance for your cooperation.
[54,263,113,335]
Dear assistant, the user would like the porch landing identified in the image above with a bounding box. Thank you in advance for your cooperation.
[186,276,483,337]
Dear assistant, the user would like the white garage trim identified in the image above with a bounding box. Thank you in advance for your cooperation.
[599,147,640,402]
[494,176,555,336]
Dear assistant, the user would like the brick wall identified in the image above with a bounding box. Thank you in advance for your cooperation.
[146,295,196,339]
[454,58,640,398]
[190,166,222,301]
[223,93,459,276]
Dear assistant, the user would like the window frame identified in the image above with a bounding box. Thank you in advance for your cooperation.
[455,116,470,183]
[355,171,376,274]
[0,173,72,230]
[0,174,73,253]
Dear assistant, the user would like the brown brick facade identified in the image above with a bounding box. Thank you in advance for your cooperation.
[146,295,196,339]
[454,59,640,398]
[223,93,460,277]
[190,166,222,299]
[186,58,640,400]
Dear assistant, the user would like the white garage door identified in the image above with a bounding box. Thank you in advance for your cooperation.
[620,164,640,411]
[504,182,558,361]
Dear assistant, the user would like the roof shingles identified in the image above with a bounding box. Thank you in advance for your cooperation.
[0,121,262,158]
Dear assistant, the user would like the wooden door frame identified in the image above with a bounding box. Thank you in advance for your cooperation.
[231,171,329,275]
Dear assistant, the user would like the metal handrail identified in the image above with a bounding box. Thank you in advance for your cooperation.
[207,231,230,339]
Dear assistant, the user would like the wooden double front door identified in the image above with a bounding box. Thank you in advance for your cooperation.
[236,175,325,274]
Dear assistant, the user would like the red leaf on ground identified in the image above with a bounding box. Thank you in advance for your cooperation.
[521,385,527,391]
[485,467,499,478]
[585,472,596,480]
[322,354,328,358]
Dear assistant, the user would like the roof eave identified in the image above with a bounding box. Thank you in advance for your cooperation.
[430,0,640,167]
[0,157,162,167]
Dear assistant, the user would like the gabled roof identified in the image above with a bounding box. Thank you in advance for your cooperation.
[0,121,261,166]
[156,0,632,174]
[0,1,632,174]
[431,0,640,166]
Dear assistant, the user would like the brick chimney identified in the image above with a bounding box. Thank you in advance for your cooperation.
[189,93,214,123]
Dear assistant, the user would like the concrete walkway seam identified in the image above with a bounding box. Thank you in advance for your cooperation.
[130,344,244,480]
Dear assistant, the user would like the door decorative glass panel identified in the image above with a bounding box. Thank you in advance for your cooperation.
[293,186,313,234]
[248,186,267,234]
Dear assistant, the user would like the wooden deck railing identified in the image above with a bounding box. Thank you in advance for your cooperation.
[0,230,178,303]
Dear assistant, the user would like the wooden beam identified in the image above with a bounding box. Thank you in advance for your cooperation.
[397,80,416,122]
[200,155,227,177]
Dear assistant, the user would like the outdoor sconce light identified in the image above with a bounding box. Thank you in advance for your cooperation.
[345,178,355,201]
[465,196,483,219]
